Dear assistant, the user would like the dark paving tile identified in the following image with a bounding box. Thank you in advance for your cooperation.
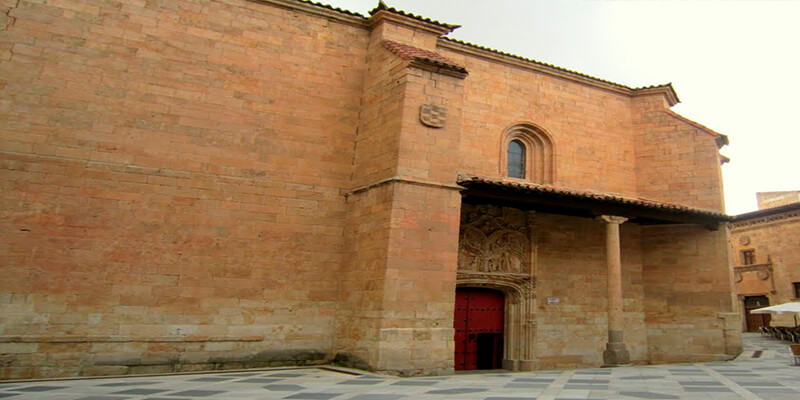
[748,388,800,394]
[76,397,133,400]
[337,380,384,385]
[568,379,610,383]
[426,388,488,395]
[265,384,306,391]
[391,381,437,386]
[113,388,170,395]
[618,392,679,400]
[513,378,554,382]
[0,395,18,399]
[721,373,759,376]
[270,373,307,377]
[141,398,190,400]
[485,397,537,400]
[224,373,260,377]
[7,386,67,392]
[564,384,608,390]
[620,376,666,380]
[283,394,343,400]
[737,381,784,386]
[167,390,225,397]
[234,378,284,384]
[505,383,548,389]
[678,381,725,386]
[189,377,235,382]
[683,387,732,392]
[667,369,703,372]
[348,395,405,400]
[99,381,163,387]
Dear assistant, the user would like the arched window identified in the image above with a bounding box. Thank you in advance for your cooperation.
[507,140,526,179]
[500,123,555,183]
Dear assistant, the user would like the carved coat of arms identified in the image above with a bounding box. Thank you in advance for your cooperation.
[420,104,446,128]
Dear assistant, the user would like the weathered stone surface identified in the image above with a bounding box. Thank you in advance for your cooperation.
[0,0,736,379]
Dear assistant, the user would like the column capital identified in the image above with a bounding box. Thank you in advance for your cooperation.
[597,215,628,225]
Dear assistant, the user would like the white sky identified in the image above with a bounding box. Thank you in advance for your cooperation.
[324,0,799,215]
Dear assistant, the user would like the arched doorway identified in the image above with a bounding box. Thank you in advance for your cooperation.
[454,288,505,370]
[743,295,771,332]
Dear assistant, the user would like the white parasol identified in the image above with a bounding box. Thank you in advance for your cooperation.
[751,302,800,326]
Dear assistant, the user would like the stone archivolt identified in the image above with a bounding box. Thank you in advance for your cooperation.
[456,204,536,369]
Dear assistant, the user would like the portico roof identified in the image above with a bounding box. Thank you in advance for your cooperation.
[457,175,731,229]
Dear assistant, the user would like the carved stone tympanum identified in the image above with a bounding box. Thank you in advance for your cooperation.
[458,205,531,274]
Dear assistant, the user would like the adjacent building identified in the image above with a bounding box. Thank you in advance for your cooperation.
[0,0,740,379]
[730,192,800,331]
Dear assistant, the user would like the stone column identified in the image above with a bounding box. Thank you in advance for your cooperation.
[598,215,630,365]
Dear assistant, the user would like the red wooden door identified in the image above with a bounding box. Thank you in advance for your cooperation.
[454,288,504,370]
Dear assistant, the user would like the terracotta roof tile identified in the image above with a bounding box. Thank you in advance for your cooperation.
[457,175,729,219]
[384,40,461,66]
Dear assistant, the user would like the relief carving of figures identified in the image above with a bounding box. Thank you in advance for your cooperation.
[458,204,531,274]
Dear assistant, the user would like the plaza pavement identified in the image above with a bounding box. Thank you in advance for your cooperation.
[1,333,798,400]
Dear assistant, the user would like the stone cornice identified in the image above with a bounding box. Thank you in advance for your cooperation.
[731,206,800,229]
[733,262,773,274]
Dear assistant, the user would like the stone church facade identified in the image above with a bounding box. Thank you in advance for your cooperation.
[0,0,740,378]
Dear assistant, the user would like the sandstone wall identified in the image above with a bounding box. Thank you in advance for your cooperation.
[0,0,367,378]
[731,212,800,327]
[439,47,638,195]
[532,214,648,369]
[641,225,740,363]
[631,97,725,212]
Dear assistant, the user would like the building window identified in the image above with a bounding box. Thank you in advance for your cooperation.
[794,282,800,299]
[741,249,755,265]
[507,140,526,179]
[499,123,555,183]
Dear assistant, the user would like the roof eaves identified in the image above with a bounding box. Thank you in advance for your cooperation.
[383,40,468,77]
[457,175,730,220]
[732,201,800,222]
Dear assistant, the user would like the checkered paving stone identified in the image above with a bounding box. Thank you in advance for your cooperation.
[1,334,799,400]
[75,397,134,400]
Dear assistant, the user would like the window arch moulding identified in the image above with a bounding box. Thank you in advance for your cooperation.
[499,123,555,184]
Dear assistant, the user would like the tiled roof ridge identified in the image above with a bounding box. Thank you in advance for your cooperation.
[457,174,728,217]
[662,110,729,146]
[440,37,681,102]
[370,1,460,31]
[441,37,632,90]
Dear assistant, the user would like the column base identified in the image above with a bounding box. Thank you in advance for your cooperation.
[603,342,630,365]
